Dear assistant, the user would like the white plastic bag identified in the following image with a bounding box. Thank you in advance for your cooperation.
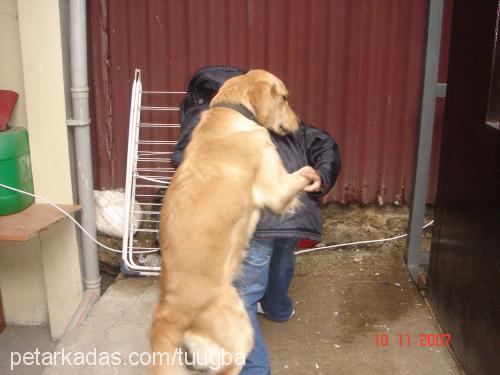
[94,190,142,238]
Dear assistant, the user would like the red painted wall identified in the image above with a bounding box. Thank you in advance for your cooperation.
[88,0,452,204]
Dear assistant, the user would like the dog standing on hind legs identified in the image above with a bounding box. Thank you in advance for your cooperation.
[151,70,317,374]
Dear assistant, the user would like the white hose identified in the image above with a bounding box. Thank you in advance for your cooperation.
[0,182,433,256]
[294,220,434,255]
[0,182,157,254]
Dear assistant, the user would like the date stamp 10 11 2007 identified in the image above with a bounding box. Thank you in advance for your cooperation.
[374,333,452,349]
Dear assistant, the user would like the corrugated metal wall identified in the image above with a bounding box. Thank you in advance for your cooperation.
[88,0,451,204]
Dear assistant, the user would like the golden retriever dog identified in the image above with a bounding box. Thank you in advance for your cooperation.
[151,69,315,374]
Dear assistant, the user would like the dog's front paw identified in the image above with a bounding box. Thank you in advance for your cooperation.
[291,168,314,191]
[295,166,320,191]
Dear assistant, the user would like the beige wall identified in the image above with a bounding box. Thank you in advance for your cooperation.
[0,219,84,338]
[0,0,84,340]
[0,0,28,128]
[17,0,75,203]
[0,239,48,325]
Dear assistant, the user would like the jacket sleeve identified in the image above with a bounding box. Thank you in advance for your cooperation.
[171,106,206,168]
[302,122,341,197]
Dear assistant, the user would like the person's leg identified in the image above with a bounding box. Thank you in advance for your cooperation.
[260,237,298,322]
[233,238,274,375]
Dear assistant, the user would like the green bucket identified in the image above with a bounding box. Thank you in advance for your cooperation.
[0,126,34,215]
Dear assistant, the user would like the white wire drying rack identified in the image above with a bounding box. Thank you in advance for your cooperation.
[121,69,185,275]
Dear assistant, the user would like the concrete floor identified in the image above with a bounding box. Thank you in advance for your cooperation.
[35,239,462,375]
[0,325,57,375]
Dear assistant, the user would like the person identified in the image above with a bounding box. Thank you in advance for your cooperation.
[172,65,341,374]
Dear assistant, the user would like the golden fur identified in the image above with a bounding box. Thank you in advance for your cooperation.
[151,70,313,374]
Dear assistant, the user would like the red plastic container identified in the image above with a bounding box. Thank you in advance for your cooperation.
[0,90,19,132]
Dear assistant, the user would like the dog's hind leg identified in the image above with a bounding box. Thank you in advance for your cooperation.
[183,286,253,375]
[150,310,192,375]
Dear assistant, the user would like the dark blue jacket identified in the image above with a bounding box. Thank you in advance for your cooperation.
[172,105,341,241]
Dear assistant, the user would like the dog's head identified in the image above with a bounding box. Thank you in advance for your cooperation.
[210,69,299,135]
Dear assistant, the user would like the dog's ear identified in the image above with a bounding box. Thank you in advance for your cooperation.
[248,81,277,125]
[211,75,247,106]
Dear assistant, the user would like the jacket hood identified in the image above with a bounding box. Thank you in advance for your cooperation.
[180,65,246,120]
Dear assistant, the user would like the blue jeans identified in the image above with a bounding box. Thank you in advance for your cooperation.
[233,237,298,375]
